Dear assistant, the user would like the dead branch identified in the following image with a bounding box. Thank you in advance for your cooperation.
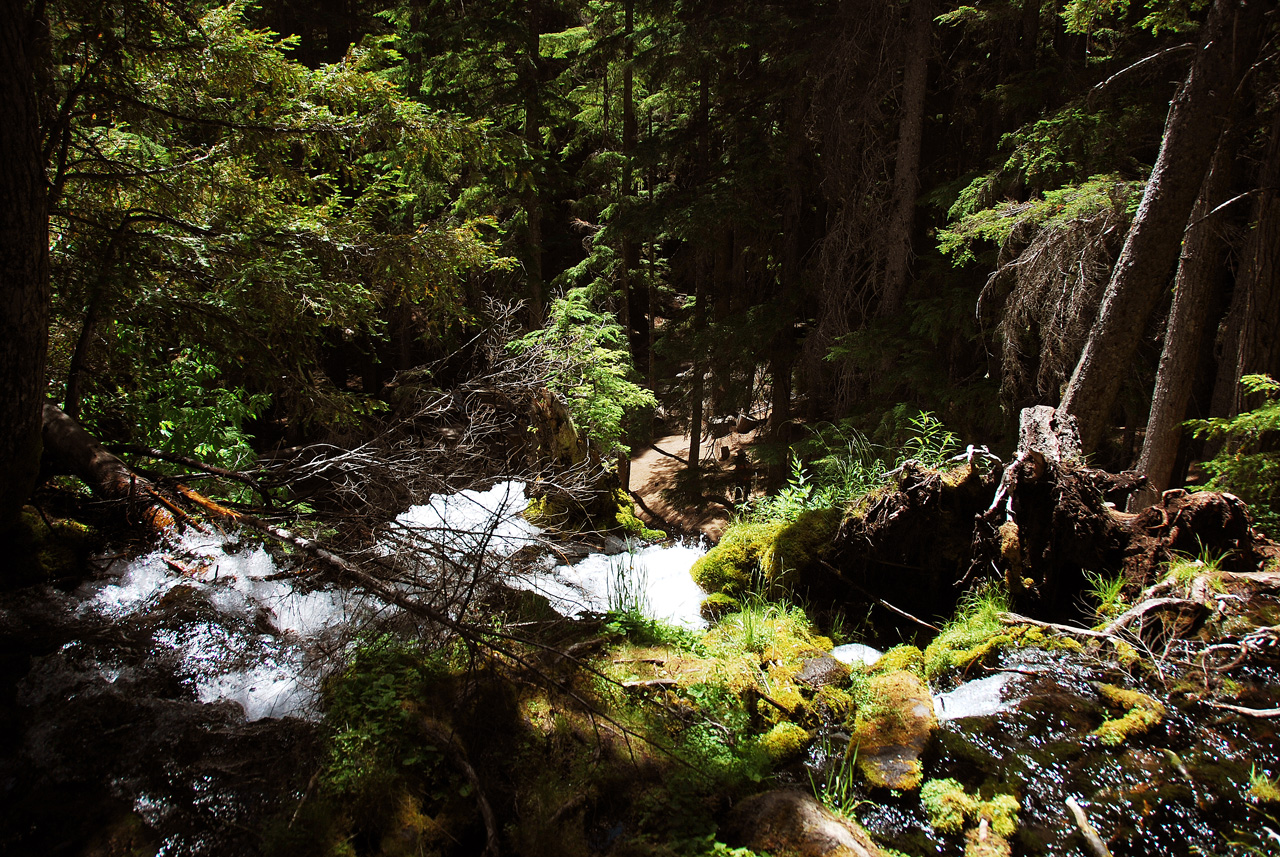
[1065,796,1114,857]
[1101,598,1206,637]
[1202,701,1280,718]
[998,612,1115,641]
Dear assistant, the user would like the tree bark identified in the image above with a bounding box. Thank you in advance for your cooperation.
[1211,109,1280,423]
[0,1,50,529]
[620,0,648,380]
[879,0,932,318]
[42,402,175,533]
[1130,130,1237,509]
[1060,0,1269,454]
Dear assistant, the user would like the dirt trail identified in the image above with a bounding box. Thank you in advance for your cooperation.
[626,430,764,541]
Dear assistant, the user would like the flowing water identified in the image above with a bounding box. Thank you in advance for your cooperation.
[4,481,1277,855]
[0,480,709,854]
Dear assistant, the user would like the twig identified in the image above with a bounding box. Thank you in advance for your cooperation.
[821,560,940,632]
[1065,796,1113,857]
[999,611,1114,641]
[418,719,500,857]
[1203,700,1280,718]
[623,678,678,689]
[1101,598,1204,637]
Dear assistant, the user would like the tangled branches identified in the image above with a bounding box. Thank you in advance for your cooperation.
[977,205,1130,412]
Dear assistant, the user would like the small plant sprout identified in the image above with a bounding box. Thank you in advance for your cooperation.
[808,732,862,818]
[606,541,651,620]
[1083,570,1126,621]
[1250,765,1280,803]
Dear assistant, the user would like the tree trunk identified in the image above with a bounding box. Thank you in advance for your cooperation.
[620,0,648,380]
[523,0,545,328]
[689,252,708,484]
[879,0,932,318]
[1060,0,1268,454]
[1211,109,1280,423]
[42,402,175,534]
[1130,130,1238,510]
[0,1,50,530]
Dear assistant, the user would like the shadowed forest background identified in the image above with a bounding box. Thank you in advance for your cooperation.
[4,1,1280,856]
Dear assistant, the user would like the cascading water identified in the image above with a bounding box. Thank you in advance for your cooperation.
[0,480,707,854]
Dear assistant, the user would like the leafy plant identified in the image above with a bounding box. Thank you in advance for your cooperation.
[606,541,652,618]
[808,732,862,818]
[510,288,657,458]
[321,635,451,801]
[1188,374,1280,537]
[1084,569,1127,621]
[86,346,269,472]
[940,176,1142,264]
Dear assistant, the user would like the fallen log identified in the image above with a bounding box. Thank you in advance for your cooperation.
[41,401,175,534]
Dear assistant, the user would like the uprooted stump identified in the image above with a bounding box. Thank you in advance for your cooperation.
[1123,489,1276,580]
[820,406,1279,633]
[970,408,1278,619]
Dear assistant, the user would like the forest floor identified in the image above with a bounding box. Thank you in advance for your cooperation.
[626,428,764,540]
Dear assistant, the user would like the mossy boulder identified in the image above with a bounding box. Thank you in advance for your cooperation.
[920,778,1020,837]
[612,488,666,541]
[699,592,739,622]
[870,645,925,677]
[849,670,937,791]
[8,506,98,585]
[758,722,812,765]
[690,508,840,597]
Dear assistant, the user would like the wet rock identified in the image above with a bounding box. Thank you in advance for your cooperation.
[852,670,937,791]
[933,672,1021,722]
[722,788,885,857]
[830,643,883,668]
[797,656,850,689]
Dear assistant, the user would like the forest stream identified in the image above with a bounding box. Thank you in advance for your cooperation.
[4,466,1280,857]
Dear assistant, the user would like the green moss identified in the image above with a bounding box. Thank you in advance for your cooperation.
[699,592,739,622]
[980,793,1021,838]
[690,509,839,597]
[849,670,937,791]
[763,508,841,590]
[923,588,1082,679]
[1091,683,1166,746]
[524,495,569,529]
[920,778,1021,839]
[12,506,98,583]
[757,721,811,765]
[921,778,977,833]
[614,489,666,541]
[923,587,1009,679]
[1109,639,1143,670]
[1250,768,1280,803]
[690,523,775,595]
[815,684,855,720]
[872,645,925,677]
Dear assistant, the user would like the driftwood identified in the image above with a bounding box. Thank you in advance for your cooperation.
[1065,796,1114,857]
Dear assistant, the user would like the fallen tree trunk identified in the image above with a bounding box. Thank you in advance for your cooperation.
[41,401,176,534]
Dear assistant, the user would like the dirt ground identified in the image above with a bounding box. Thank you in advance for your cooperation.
[625,429,765,541]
